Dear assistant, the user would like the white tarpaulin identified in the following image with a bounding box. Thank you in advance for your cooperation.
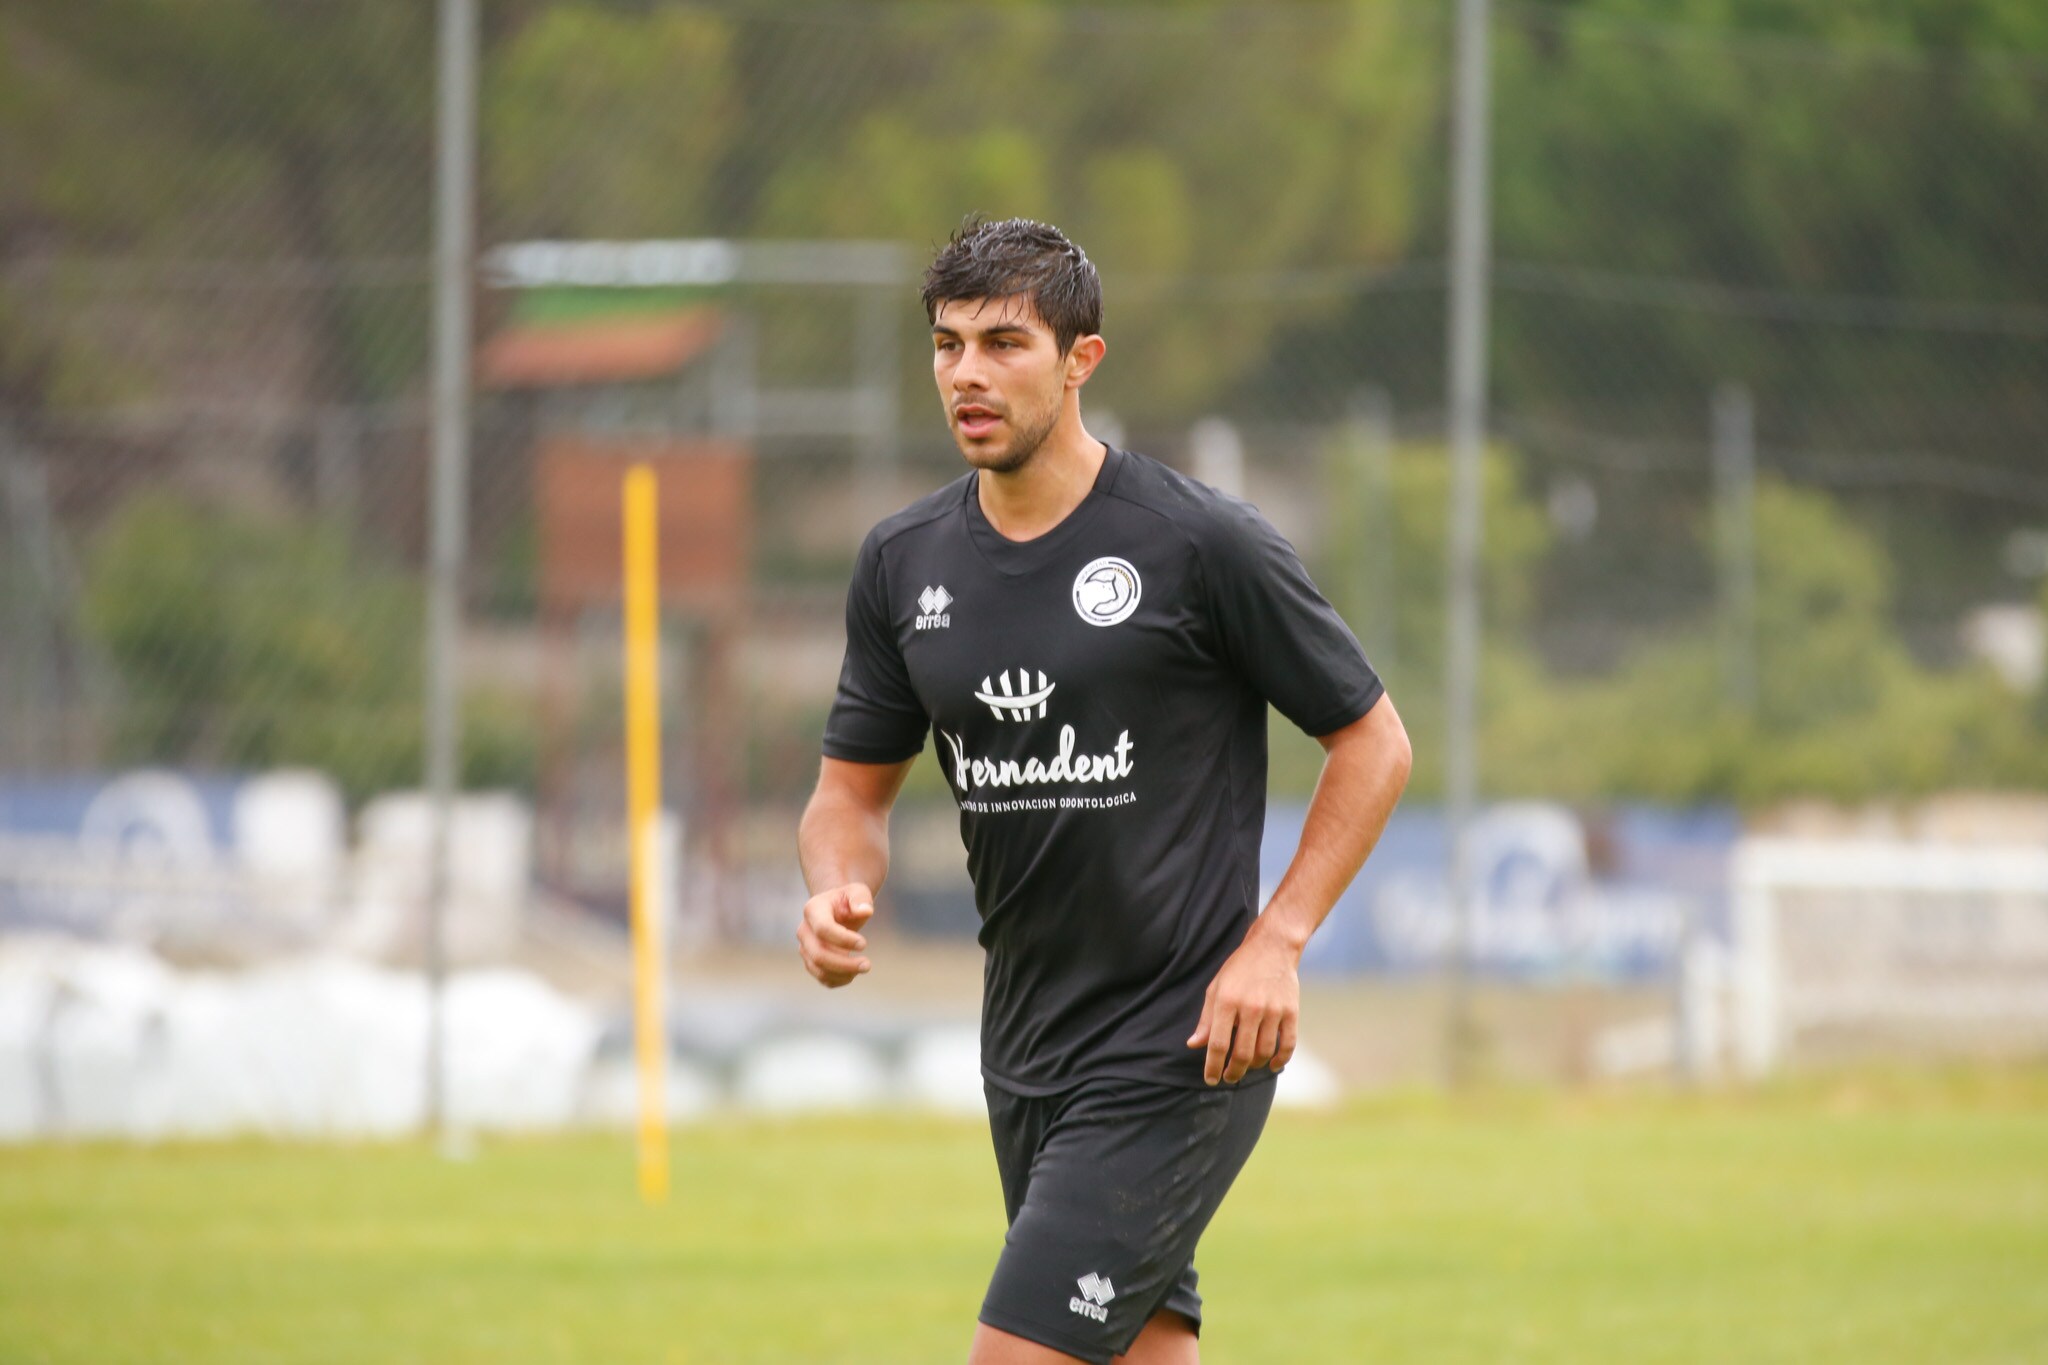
[0,940,602,1139]
[0,939,1343,1141]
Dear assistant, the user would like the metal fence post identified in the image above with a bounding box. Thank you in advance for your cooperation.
[1444,0,1494,1087]
[1713,382,1757,714]
[424,0,478,1148]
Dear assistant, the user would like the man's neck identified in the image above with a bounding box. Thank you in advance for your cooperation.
[977,418,1106,543]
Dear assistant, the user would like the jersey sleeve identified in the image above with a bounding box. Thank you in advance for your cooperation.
[822,530,929,763]
[1198,497,1384,736]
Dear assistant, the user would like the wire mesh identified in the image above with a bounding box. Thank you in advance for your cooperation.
[2,1,2044,947]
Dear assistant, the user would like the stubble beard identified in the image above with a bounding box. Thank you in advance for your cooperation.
[960,400,1060,475]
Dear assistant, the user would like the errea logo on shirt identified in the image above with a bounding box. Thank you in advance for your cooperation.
[915,585,952,630]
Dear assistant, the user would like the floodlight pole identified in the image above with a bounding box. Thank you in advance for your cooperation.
[424,0,478,1148]
[1444,0,1493,1087]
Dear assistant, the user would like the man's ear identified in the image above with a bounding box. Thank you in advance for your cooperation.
[1064,334,1107,389]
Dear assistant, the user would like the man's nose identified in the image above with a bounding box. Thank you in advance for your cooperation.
[951,344,990,391]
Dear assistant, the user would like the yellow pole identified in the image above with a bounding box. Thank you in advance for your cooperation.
[622,464,669,1204]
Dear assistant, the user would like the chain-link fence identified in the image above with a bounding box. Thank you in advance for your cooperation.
[4,3,2045,976]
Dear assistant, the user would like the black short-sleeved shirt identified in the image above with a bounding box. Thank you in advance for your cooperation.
[823,445,1383,1093]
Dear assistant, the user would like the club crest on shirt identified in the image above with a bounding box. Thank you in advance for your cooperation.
[1072,557,1141,627]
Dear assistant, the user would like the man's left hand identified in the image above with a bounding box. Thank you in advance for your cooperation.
[1187,921,1302,1085]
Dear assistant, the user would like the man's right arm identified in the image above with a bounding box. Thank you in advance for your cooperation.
[795,755,916,988]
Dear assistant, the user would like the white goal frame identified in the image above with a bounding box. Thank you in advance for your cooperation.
[1727,837,2048,1076]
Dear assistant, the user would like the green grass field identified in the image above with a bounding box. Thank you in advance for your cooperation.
[4,1069,2045,1364]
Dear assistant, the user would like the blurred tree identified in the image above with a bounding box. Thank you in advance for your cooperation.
[1483,478,2048,803]
[9,0,2048,812]
[1749,482,1896,731]
[82,494,534,801]
[5,0,434,402]
[1472,0,2048,674]
[487,5,737,239]
[1275,437,1552,799]
[690,1,1434,414]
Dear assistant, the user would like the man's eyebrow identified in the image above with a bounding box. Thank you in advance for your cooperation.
[931,321,1037,339]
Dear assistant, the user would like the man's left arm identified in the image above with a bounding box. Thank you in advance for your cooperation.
[1188,693,1413,1085]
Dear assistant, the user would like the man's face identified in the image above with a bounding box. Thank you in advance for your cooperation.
[931,296,1069,474]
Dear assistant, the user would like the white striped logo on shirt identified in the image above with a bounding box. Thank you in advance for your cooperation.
[973,668,1055,721]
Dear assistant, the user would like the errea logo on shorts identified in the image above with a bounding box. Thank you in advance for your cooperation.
[1070,1272,1116,1323]
[915,585,952,630]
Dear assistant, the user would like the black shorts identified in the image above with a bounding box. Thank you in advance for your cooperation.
[978,1074,1276,1364]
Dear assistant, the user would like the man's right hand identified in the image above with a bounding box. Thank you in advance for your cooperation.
[797,883,875,988]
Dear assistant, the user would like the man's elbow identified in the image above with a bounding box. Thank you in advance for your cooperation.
[1380,705,1414,789]
[1353,693,1413,789]
[1317,695,1411,782]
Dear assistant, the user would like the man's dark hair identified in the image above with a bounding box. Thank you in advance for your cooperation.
[921,216,1102,355]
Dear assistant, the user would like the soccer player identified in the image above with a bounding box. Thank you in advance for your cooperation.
[797,217,1412,1365]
